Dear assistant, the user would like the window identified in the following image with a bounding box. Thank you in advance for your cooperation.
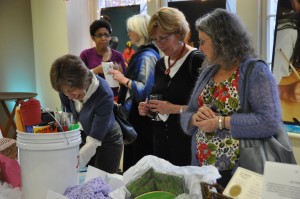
[266,0,278,67]
[97,0,147,17]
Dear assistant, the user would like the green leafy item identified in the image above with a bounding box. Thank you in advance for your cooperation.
[126,168,185,198]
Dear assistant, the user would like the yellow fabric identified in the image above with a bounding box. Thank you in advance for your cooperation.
[15,107,25,132]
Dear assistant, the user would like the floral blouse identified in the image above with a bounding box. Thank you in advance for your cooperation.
[195,68,240,171]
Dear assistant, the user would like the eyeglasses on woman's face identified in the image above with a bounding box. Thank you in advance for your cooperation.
[152,34,171,45]
[61,86,86,101]
[196,39,208,47]
[94,33,111,39]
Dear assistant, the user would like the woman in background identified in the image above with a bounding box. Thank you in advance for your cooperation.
[138,7,204,166]
[80,19,126,98]
[181,8,283,187]
[109,14,160,171]
[122,41,136,68]
[50,54,123,173]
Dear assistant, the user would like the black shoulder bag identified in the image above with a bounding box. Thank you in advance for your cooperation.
[113,103,137,145]
[238,60,297,174]
[188,50,205,79]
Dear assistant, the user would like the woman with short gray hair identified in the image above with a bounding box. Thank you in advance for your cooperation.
[50,54,123,173]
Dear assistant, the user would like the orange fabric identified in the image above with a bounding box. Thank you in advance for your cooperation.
[123,48,135,65]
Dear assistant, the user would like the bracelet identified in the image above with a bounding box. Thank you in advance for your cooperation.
[179,106,183,114]
[125,79,130,87]
[218,116,223,130]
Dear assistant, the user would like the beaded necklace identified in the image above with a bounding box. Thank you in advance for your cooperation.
[165,42,186,75]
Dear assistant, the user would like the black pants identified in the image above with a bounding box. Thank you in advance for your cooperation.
[80,121,123,173]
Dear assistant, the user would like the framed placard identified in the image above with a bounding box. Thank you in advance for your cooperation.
[272,0,300,124]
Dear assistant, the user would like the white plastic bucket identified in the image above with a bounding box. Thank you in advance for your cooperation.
[17,129,81,199]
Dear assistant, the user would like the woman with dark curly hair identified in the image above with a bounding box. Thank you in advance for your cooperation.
[181,8,283,187]
[80,19,126,98]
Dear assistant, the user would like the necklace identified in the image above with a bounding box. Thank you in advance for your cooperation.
[165,42,186,75]
[101,48,111,62]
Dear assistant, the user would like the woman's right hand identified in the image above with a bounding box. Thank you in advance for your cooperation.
[190,106,216,127]
[196,106,216,121]
[138,102,150,116]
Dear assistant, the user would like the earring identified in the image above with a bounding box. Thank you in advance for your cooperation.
[178,41,184,45]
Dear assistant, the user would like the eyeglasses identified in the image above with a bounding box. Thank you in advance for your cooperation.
[197,38,208,46]
[152,34,171,45]
[94,33,111,39]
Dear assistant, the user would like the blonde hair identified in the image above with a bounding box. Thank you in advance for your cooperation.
[148,7,190,41]
[127,14,151,45]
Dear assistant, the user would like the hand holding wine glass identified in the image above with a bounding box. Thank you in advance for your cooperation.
[149,94,163,121]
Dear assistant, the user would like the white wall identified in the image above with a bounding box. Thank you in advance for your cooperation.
[31,0,69,111]
[0,0,35,93]
[236,0,261,57]
[0,0,35,137]
[31,0,92,111]
[66,0,92,55]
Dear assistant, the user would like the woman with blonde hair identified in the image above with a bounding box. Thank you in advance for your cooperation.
[110,14,160,171]
[138,7,205,166]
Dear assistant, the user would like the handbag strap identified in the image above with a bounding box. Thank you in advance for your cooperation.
[242,59,265,113]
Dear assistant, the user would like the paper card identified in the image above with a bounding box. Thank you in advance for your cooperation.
[106,173,124,191]
[223,167,263,199]
[84,165,107,183]
[102,62,119,88]
[262,161,300,199]
[84,165,124,191]
[46,190,68,199]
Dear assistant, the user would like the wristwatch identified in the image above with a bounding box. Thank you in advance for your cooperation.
[125,79,130,87]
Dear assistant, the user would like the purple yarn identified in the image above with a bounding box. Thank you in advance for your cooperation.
[64,177,112,199]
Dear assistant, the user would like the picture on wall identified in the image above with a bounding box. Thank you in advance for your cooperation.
[168,0,226,49]
[272,0,300,124]
[101,5,140,53]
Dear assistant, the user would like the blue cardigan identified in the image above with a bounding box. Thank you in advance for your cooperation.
[118,44,160,109]
[59,76,115,141]
[181,58,283,165]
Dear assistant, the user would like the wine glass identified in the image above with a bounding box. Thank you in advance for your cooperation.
[149,94,163,121]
